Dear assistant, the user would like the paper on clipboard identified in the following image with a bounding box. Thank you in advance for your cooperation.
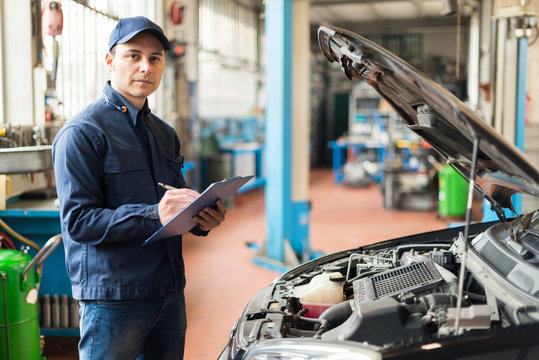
[143,175,254,245]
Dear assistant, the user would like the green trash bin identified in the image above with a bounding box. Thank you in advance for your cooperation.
[0,250,43,360]
[438,165,468,217]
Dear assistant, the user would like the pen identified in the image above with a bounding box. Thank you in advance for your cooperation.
[158,182,178,191]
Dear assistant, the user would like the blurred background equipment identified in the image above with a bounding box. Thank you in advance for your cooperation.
[41,1,63,88]
[1,234,62,360]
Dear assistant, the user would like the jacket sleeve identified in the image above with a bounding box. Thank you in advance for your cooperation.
[53,124,162,245]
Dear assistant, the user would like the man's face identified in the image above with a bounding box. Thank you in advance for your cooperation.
[106,32,165,109]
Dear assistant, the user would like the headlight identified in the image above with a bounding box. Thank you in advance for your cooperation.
[228,319,238,346]
[227,319,246,360]
[249,353,308,360]
[243,339,381,360]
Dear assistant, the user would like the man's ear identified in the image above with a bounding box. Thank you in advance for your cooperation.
[105,52,114,71]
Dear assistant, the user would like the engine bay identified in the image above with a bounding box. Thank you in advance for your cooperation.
[244,213,539,348]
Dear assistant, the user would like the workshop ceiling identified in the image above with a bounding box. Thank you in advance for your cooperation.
[310,0,461,33]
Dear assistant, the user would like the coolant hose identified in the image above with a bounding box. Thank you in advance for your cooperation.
[0,218,40,252]
[319,300,354,330]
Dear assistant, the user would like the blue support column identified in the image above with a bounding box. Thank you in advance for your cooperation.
[252,0,314,272]
[484,28,527,221]
[515,37,528,151]
[513,36,528,215]
[263,0,293,264]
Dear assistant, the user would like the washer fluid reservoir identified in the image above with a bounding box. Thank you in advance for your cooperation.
[299,272,345,318]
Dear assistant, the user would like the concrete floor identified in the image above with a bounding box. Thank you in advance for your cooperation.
[45,167,448,359]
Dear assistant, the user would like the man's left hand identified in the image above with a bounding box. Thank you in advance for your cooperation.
[193,199,227,232]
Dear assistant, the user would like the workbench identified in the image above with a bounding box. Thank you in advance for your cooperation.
[327,139,386,184]
[220,142,265,193]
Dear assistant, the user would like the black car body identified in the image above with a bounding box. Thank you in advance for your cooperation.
[219,25,539,360]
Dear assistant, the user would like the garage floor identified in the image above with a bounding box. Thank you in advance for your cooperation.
[182,167,448,359]
[45,167,449,359]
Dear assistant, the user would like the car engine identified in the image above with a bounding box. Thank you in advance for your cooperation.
[244,212,539,349]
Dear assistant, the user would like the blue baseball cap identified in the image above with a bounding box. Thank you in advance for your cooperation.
[108,16,170,51]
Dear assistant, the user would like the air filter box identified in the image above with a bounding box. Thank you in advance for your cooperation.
[321,297,427,346]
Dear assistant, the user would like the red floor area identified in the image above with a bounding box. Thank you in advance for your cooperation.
[45,167,448,359]
[182,167,446,359]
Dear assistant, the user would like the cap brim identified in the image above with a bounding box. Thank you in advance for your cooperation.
[111,27,171,51]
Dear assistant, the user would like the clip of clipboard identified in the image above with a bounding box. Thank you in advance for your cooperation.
[143,175,255,245]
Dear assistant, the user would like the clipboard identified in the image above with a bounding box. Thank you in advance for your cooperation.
[143,175,255,245]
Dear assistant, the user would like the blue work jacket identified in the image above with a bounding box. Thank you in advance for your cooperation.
[52,82,206,300]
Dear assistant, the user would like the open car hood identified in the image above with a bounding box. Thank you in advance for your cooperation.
[318,25,539,217]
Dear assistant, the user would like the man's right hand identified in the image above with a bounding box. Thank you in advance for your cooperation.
[158,188,201,225]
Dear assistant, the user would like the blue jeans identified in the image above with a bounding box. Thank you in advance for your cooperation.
[78,292,187,360]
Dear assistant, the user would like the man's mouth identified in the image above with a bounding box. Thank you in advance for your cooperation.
[134,78,154,85]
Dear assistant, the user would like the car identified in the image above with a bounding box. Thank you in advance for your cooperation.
[218,25,539,360]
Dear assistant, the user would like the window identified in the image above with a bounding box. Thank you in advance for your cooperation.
[51,0,154,120]
[198,0,263,118]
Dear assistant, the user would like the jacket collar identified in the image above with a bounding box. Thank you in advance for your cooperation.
[102,81,151,126]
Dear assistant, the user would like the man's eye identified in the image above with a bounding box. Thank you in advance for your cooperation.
[151,57,161,63]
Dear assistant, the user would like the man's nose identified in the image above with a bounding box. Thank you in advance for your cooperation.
[139,58,152,73]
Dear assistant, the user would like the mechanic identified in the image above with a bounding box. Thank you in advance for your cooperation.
[52,16,226,360]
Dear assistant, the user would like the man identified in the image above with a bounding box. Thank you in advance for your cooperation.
[52,16,226,359]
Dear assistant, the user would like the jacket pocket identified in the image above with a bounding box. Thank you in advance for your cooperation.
[103,153,153,206]
[165,155,187,187]
[166,155,184,172]
[104,153,147,173]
